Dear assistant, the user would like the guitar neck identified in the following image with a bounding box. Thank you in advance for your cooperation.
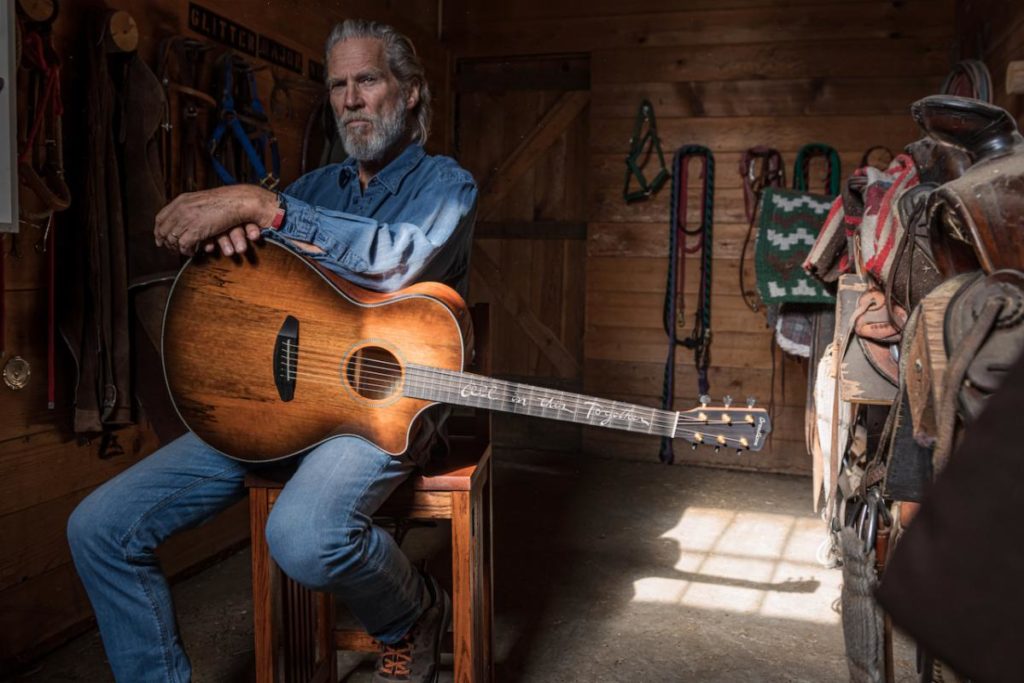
[404,365,680,438]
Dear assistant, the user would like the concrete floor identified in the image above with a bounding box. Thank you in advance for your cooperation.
[13,450,918,682]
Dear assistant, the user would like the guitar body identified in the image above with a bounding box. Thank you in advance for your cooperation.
[161,240,470,462]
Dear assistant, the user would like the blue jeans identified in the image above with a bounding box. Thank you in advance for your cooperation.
[67,432,428,683]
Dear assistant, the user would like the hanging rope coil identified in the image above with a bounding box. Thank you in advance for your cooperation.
[659,145,715,464]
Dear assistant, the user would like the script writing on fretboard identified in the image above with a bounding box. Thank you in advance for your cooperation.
[400,365,772,451]
[404,368,676,437]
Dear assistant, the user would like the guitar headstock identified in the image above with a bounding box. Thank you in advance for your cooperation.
[676,396,772,452]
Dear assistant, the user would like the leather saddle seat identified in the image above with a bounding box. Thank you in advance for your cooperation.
[911,95,1023,161]
[910,95,1024,277]
[905,137,971,185]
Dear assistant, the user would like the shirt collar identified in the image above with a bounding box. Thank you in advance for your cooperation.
[337,143,426,195]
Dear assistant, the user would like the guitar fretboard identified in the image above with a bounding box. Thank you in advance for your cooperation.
[403,365,680,438]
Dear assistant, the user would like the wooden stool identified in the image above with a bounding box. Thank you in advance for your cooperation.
[246,306,494,682]
[246,439,493,682]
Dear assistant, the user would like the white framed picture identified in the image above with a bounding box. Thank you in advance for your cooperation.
[0,0,18,233]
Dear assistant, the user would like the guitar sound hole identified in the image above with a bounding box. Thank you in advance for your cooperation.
[346,346,402,401]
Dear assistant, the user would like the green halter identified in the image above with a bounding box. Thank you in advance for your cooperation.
[623,99,670,202]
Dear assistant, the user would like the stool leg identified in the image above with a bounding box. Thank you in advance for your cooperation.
[481,461,494,682]
[452,488,490,682]
[451,491,472,682]
[316,593,337,683]
[250,489,277,683]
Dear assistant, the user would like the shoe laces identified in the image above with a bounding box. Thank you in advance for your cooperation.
[378,635,414,678]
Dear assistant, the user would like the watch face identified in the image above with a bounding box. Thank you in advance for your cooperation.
[2,356,30,390]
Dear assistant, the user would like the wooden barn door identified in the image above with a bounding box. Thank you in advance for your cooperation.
[455,55,589,450]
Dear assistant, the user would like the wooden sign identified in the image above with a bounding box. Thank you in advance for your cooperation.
[188,2,257,56]
[258,35,302,74]
[189,3,306,74]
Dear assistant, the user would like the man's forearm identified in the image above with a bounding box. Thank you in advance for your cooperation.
[155,185,281,255]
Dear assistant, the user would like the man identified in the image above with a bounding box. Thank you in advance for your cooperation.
[67,19,476,683]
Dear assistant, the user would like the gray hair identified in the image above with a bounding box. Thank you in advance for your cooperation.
[325,20,432,145]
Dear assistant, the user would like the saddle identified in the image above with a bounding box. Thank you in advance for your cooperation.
[934,270,1024,470]
[834,92,1024,683]
[887,183,943,311]
[914,96,1024,277]
[852,289,907,386]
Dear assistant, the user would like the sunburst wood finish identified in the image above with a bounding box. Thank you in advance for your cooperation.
[164,241,771,463]
[162,240,470,462]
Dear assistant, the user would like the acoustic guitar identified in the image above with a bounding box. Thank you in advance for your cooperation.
[161,240,771,462]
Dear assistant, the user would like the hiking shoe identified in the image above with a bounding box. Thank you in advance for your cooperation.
[373,574,451,682]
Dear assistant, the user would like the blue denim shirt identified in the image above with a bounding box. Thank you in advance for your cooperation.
[270,143,477,298]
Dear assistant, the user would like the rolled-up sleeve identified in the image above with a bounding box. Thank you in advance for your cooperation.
[274,168,477,291]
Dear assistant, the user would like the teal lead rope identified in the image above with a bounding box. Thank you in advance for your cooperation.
[793,143,840,195]
[660,145,715,464]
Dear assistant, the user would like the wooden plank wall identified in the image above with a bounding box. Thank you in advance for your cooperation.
[1,0,445,671]
[456,58,590,451]
[959,0,1024,119]
[446,0,955,474]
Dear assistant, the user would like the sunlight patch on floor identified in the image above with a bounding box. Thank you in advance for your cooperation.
[631,506,841,625]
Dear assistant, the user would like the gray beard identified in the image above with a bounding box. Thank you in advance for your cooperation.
[336,101,408,163]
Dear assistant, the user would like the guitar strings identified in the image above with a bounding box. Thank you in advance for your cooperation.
[271,356,754,437]
[277,355,745,430]
[275,345,754,424]
[281,360,724,429]
[278,357,752,445]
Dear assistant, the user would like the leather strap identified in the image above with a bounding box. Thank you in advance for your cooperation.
[159,37,215,195]
[738,147,784,312]
[933,297,1002,473]
[853,289,906,343]
[46,214,55,408]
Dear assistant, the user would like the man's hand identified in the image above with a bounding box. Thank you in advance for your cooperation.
[155,185,279,255]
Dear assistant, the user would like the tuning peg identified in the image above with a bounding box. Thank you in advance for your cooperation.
[714,446,720,454]
[736,449,743,456]
[691,442,698,450]
[746,396,756,408]
[722,395,733,408]
[699,394,710,407]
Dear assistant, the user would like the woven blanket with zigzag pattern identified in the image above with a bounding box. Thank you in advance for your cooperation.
[755,188,836,304]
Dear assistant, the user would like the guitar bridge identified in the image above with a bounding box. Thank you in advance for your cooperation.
[273,316,299,401]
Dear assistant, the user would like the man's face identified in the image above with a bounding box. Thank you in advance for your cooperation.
[327,37,416,162]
